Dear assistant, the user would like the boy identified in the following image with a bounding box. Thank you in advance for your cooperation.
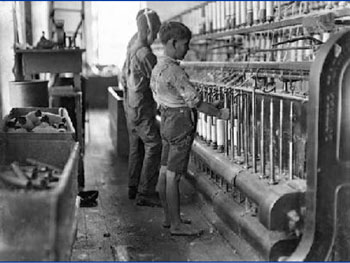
[121,9,162,206]
[151,21,230,236]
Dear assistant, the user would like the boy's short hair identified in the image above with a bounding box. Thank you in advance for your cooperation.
[136,8,161,35]
[159,21,192,45]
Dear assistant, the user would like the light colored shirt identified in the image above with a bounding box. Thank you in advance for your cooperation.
[151,55,201,109]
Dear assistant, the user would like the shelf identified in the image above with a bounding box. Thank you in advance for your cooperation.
[15,49,85,75]
[181,61,312,72]
[190,79,308,102]
[15,48,85,54]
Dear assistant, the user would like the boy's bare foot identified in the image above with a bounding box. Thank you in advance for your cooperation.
[162,218,192,228]
[170,223,203,236]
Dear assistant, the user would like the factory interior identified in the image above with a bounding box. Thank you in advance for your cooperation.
[0,1,350,261]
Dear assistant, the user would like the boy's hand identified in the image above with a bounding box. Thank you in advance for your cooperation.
[212,100,224,109]
[218,108,230,120]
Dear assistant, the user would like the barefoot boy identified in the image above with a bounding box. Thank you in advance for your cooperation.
[151,21,230,236]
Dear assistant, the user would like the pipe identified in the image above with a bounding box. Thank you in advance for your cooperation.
[191,140,306,230]
[224,89,229,156]
[260,97,265,177]
[252,84,257,172]
[191,80,308,102]
[269,97,276,184]
[289,101,294,180]
[181,61,312,72]
[279,99,283,175]
[192,139,242,183]
[230,91,236,159]
[244,94,249,167]
[186,167,301,260]
[211,116,217,149]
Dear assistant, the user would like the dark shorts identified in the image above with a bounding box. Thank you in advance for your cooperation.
[160,107,197,174]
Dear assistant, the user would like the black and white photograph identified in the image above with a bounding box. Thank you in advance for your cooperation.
[0,1,349,261]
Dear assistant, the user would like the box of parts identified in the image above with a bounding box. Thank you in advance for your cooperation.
[0,107,79,260]
[0,108,75,162]
[1,107,75,139]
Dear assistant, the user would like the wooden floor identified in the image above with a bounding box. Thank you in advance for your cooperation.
[71,110,258,261]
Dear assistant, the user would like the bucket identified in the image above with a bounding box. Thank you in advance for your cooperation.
[9,80,49,107]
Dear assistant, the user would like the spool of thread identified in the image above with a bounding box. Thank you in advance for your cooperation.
[17,116,35,131]
[240,1,247,27]
[266,32,272,61]
[200,7,206,34]
[233,119,238,147]
[276,1,281,21]
[205,4,210,34]
[220,1,226,31]
[217,119,225,152]
[197,113,202,137]
[231,1,236,28]
[266,1,274,22]
[212,2,218,32]
[207,116,212,145]
[225,1,231,30]
[276,30,283,62]
[253,1,259,24]
[211,117,217,149]
[325,1,333,9]
[0,171,31,189]
[282,28,290,61]
[301,2,309,15]
[297,38,304,61]
[250,35,256,62]
[227,120,231,141]
[26,110,42,126]
[322,32,330,43]
[304,39,312,62]
[235,1,241,27]
[202,114,207,141]
[260,34,266,61]
[247,1,253,26]
[208,3,214,33]
[259,1,266,23]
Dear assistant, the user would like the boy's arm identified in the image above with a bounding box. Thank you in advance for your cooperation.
[197,101,230,120]
[175,70,230,120]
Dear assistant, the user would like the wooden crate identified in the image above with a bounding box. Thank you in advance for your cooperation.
[0,108,79,260]
[0,137,79,260]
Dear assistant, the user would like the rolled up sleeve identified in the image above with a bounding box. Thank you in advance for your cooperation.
[174,70,201,108]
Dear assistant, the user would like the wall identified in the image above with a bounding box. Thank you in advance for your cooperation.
[0,2,15,116]
[84,2,140,69]
[84,1,96,67]
[31,1,50,47]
